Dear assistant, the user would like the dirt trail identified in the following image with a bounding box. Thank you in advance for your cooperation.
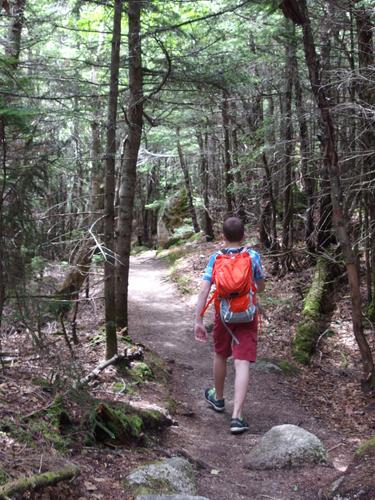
[128,251,351,500]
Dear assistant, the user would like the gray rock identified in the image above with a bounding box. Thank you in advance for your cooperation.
[246,424,327,470]
[252,360,283,374]
[136,496,209,500]
[126,457,197,496]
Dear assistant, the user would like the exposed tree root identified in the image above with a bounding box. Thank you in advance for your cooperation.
[0,464,80,499]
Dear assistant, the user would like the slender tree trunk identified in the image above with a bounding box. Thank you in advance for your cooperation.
[292,31,315,254]
[5,0,26,67]
[104,0,122,358]
[115,0,143,329]
[176,128,200,233]
[197,131,214,240]
[222,90,234,215]
[316,4,336,252]
[355,4,375,318]
[281,0,375,385]
[0,0,27,328]
[281,28,295,271]
[0,120,6,329]
[230,100,245,220]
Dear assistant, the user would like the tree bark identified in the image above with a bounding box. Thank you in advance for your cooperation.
[197,131,214,240]
[5,0,26,67]
[281,0,375,385]
[281,26,295,271]
[115,0,143,329]
[176,127,200,233]
[291,29,315,254]
[104,0,122,358]
[221,90,234,215]
[355,4,375,319]
[0,464,80,498]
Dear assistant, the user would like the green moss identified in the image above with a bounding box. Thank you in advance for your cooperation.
[147,351,170,384]
[90,403,146,444]
[125,415,143,438]
[355,436,375,457]
[131,362,154,381]
[367,301,375,322]
[159,247,189,266]
[166,396,177,414]
[31,377,53,390]
[276,360,300,375]
[125,477,175,497]
[0,468,9,486]
[170,268,192,294]
[292,257,328,365]
[292,321,319,364]
[302,258,328,320]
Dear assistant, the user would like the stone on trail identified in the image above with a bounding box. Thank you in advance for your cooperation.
[126,457,197,497]
[245,424,327,470]
[252,359,283,374]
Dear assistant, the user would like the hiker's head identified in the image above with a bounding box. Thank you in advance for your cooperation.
[223,217,244,243]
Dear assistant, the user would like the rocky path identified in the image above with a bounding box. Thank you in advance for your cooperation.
[128,251,351,500]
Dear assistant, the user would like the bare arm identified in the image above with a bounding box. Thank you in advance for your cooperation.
[194,280,211,342]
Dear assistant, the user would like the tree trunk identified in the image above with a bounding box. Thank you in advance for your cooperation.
[104,0,122,358]
[115,0,143,329]
[230,100,246,220]
[176,127,200,233]
[281,26,295,272]
[355,4,375,320]
[222,90,234,215]
[197,131,214,240]
[292,30,315,255]
[281,0,375,385]
[5,0,26,67]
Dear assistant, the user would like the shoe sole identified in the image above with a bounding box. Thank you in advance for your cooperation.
[230,427,249,434]
[204,395,225,412]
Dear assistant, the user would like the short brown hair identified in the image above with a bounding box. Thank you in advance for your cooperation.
[223,217,244,242]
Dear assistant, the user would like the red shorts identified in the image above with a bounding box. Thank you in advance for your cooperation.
[212,312,258,361]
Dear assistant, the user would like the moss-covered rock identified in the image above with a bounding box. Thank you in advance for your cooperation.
[125,457,197,497]
[292,257,329,365]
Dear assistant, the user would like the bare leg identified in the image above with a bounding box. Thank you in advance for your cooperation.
[213,353,227,399]
[232,359,250,418]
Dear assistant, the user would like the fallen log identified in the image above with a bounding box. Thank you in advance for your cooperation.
[74,346,143,388]
[292,257,329,364]
[0,464,80,499]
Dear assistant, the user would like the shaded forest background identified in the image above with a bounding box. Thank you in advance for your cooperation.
[1,0,375,381]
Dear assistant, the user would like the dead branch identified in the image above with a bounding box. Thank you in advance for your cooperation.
[74,346,143,388]
[0,464,80,499]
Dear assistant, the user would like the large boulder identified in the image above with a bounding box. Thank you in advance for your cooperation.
[245,424,326,470]
[125,457,197,497]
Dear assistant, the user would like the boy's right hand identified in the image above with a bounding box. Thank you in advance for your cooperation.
[194,322,208,343]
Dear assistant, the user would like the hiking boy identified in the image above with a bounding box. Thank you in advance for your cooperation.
[194,216,265,434]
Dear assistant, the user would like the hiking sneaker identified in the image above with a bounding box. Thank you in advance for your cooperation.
[204,388,225,412]
[230,417,249,434]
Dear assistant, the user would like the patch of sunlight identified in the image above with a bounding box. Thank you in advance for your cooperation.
[334,321,356,348]
[163,341,177,348]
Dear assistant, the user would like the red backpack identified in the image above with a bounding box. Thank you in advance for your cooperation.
[201,249,257,341]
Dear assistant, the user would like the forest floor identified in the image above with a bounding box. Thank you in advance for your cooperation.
[1,237,375,499]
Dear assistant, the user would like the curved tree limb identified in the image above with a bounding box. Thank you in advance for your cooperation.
[0,464,80,499]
